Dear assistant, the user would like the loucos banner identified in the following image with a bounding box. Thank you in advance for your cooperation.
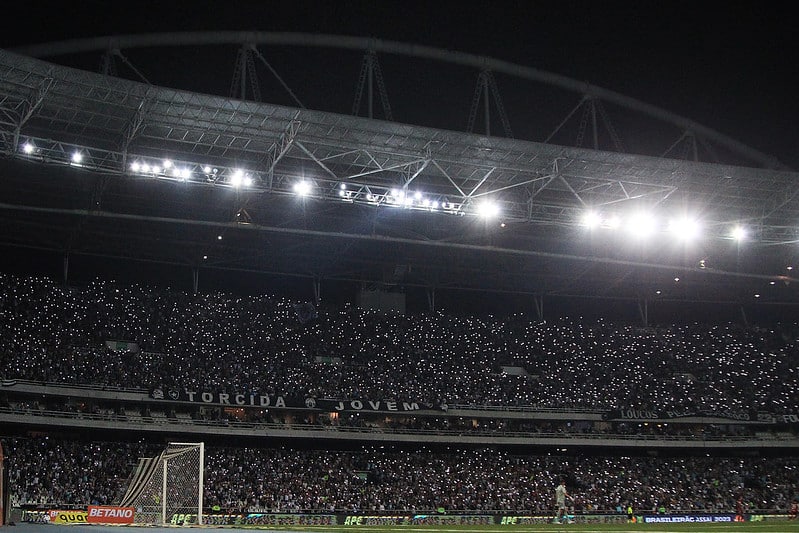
[603,408,799,424]
[150,388,446,412]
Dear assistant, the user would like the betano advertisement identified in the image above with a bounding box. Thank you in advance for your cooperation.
[46,507,135,525]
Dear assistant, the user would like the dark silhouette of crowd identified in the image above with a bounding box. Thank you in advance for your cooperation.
[1,272,798,412]
[2,436,796,514]
[2,272,799,515]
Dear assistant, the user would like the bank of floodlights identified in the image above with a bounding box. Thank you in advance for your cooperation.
[336,183,468,215]
[15,137,777,243]
[578,208,759,243]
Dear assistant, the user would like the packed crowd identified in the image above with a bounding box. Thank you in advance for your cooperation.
[1,272,799,412]
[2,436,796,513]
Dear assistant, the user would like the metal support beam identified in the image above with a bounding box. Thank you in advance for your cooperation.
[192,267,199,295]
[533,295,544,321]
[637,298,649,327]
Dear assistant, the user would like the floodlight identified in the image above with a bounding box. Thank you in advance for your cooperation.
[21,142,34,154]
[294,180,312,196]
[731,225,747,241]
[163,160,173,169]
[477,200,500,219]
[130,161,141,172]
[229,169,245,187]
[71,151,83,163]
[668,217,701,241]
[581,210,602,229]
[626,212,656,238]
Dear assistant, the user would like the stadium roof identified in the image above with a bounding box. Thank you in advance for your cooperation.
[2,38,799,313]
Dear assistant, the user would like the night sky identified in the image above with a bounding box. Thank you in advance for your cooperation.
[2,0,796,167]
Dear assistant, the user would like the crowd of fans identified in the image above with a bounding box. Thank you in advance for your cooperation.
[1,272,798,514]
[1,272,798,412]
[2,436,796,514]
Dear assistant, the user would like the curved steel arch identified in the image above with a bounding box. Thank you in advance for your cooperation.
[10,31,782,170]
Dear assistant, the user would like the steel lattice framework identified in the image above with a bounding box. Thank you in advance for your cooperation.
[1,36,799,312]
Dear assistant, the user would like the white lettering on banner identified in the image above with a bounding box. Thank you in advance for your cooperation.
[219,393,229,404]
[782,414,799,423]
[187,391,196,402]
[621,409,658,419]
[334,400,421,411]
[201,392,213,403]
[235,394,245,405]
[257,395,285,407]
[88,508,133,518]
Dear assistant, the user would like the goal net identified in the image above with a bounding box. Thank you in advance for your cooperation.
[117,442,204,525]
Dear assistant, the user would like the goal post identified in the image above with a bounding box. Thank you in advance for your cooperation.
[118,442,204,525]
[0,440,6,526]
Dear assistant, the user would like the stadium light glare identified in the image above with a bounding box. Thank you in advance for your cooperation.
[731,226,747,241]
[668,217,701,241]
[581,210,602,229]
[626,212,656,239]
[477,200,501,219]
[21,142,34,154]
[229,169,245,187]
[294,180,312,196]
[71,151,83,164]
[603,215,621,229]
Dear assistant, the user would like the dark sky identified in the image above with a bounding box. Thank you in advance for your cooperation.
[2,0,797,167]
